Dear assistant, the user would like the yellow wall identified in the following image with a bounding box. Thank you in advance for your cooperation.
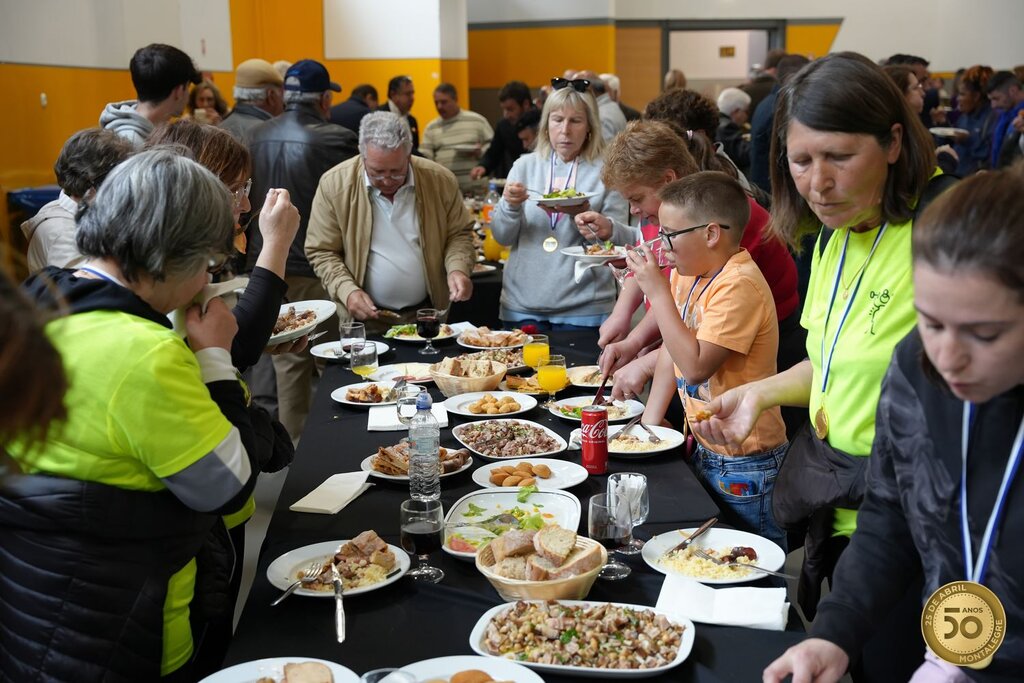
[785,23,842,60]
[468,24,615,91]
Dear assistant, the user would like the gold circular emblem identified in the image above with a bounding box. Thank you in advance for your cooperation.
[814,405,829,440]
[921,580,1005,669]
[542,236,559,253]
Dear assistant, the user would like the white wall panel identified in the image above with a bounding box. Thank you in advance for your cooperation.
[324,0,441,59]
[440,0,468,59]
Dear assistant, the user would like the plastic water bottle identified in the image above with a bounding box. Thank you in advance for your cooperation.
[408,392,441,501]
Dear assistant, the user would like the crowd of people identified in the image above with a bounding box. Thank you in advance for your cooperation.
[3,38,1023,683]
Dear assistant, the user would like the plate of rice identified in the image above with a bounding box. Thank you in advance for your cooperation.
[641,527,785,585]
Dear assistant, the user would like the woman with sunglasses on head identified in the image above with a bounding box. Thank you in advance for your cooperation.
[765,165,1024,683]
[691,51,950,681]
[491,78,628,330]
[3,150,262,682]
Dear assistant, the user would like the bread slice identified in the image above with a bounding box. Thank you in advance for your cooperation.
[492,556,528,580]
[525,553,559,580]
[284,661,334,683]
[546,543,603,579]
[533,526,577,565]
[489,529,537,563]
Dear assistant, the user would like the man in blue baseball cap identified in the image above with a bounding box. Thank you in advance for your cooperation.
[247,58,357,440]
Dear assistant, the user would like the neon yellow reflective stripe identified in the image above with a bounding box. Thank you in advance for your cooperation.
[160,558,196,675]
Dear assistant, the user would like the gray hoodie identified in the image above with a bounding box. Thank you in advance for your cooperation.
[99,100,153,149]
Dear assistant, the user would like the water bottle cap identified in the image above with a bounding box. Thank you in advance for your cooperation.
[415,392,432,410]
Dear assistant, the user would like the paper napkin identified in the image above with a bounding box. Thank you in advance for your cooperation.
[289,471,371,514]
[447,321,477,334]
[367,404,449,431]
[573,261,605,283]
[656,574,789,631]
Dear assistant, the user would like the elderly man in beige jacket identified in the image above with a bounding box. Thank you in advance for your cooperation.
[306,111,475,333]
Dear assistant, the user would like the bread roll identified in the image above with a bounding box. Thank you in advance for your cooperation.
[451,669,494,683]
[284,661,334,683]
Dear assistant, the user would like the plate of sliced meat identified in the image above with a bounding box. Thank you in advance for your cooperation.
[360,441,473,481]
[269,300,337,345]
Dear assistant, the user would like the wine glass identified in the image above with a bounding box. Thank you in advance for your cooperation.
[349,341,379,379]
[588,492,633,580]
[340,321,366,369]
[400,499,445,583]
[607,237,669,286]
[522,334,550,369]
[536,354,567,399]
[608,472,650,555]
[416,308,442,355]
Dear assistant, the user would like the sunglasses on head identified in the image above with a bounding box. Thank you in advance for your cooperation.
[551,77,590,93]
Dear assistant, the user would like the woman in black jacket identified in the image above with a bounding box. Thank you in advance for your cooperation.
[765,166,1024,682]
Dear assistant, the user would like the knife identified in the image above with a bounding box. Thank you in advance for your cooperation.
[331,561,345,644]
[610,414,642,441]
[661,516,719,558]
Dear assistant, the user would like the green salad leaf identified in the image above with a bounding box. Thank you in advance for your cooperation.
[542,188,584,199]
[516,484,538,503]
[383,324,416,338]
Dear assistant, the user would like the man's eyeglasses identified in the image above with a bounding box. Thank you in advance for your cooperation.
[367,170,408,183]
[658,223,730,250]
[232,178,252,208]
[551,77,590,93]
[207,255,233,276]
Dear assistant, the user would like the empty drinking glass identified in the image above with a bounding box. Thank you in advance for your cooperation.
[608,472,649,554]
[588,492,633,580]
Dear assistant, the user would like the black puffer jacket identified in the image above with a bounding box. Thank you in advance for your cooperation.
[812,329,1024,680]
[246,102,358,278]
[0,475,215,682]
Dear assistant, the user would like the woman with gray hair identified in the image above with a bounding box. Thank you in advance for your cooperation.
[493,82,629,328]
[3,149,263,682]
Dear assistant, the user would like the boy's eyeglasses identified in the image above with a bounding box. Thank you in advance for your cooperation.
[658,223,730,250]
[551,77,590,93]
[232,178,252,208]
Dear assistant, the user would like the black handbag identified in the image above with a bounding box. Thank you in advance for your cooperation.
[771,421,868,530]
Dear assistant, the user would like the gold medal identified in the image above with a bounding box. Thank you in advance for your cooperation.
[921,580,1005,669]
[542,236,558,252]
[814,405,829,440]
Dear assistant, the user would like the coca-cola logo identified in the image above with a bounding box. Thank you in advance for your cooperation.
[581,421,607,441]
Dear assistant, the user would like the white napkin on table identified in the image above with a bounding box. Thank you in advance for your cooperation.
[367,404,449,431]
[656,574,790,631]
[447,321,477,334]
[289,471,371,514]
[573,261,604,283]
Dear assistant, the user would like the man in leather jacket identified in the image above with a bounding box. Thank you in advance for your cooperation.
[247,59,358,441]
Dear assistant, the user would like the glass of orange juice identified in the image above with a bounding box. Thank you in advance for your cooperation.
[522,334,550,369]
[537,355,567,398]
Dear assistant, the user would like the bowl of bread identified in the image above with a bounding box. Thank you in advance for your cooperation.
[430,357,507,398]
[475,525,606,601]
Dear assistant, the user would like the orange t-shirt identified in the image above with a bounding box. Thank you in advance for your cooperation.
[670,249,786,456]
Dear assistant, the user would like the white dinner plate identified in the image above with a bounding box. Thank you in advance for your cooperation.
[560,245,628,263]
[642,527,786,585]
[468,600,695,678]
[568,424,686,457]
[929,126,969,138]
[443,391,537,417]
[472,457,588,491]
[384,324,458,342]
[452,418,567,460]
[471,263,497,277]
[359,451,473,481]
[198,657,358,683]
[548,396,644,422]
[400,655,543,682]
[443,488,582,560]
[370,362,434,383]
[268,300,337,345]
[529,191,595,208]
[567,365,612,388]
[266,540,410,598]
[330,381,398,407]
[456,330,530,350]
[310,339,390,361]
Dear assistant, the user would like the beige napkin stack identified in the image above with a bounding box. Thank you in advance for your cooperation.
[289,471,371,514]
[656,574,790,630]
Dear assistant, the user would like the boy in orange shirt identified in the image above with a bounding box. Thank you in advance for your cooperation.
[629,171,788,546]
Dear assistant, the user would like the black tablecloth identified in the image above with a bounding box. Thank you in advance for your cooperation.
[226,330,804,680]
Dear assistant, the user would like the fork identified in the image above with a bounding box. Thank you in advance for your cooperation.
[271,560,322,605]
[638,422,662,443]
[611,415,643,441]
[692,547,796,579]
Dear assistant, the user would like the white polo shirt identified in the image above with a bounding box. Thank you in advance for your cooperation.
[362,164,429,309]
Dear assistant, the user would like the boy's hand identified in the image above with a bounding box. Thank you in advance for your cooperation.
[625,243,669,301]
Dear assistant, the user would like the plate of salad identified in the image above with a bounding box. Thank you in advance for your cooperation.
[548,396,644,422]
[383,323,457,342]
[442,488,582,561]
[531,189,594,208]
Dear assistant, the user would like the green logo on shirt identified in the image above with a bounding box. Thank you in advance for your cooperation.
[868,288,891,335]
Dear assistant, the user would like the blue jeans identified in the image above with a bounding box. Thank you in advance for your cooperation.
[693,442,788,551]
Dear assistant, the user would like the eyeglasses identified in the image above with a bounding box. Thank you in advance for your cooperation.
[367,171,408,183]
[207,255,232,276]
[658,223,730,250]
[232,178,252,208]
[551,77,591,93]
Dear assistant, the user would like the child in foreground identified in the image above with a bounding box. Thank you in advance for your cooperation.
[628,171,787,547]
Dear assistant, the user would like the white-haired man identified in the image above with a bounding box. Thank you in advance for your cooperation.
[716,87,752,176]
[306,111,475,333]
[599,72,641,121]
[219,58,284,143]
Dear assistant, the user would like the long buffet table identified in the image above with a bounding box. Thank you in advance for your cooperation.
[225,330,805,681]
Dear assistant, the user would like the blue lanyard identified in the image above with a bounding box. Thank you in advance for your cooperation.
[682,267,723,327]
[960,402,1024,583]
[79,265,126,287]
[818,225,887,393]
[547,155,578,230]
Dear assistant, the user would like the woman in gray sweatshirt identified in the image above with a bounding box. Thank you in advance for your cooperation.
[492,84,630,327]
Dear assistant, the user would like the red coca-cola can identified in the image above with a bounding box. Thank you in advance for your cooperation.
[580,405,609,475]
